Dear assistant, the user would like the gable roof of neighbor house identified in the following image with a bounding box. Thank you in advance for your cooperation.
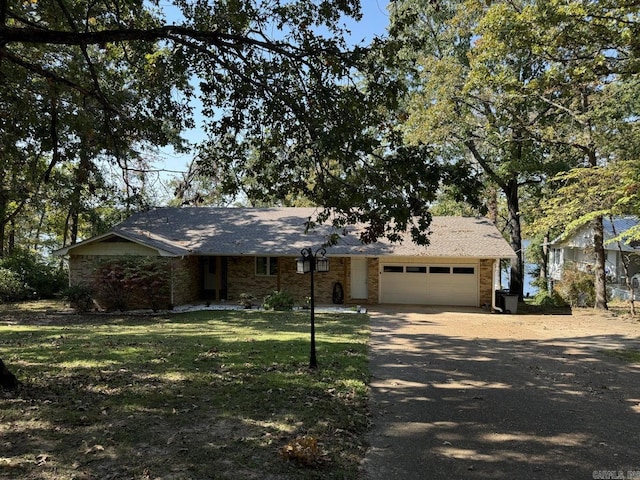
[55,207,516,259]
[549,216,640,252]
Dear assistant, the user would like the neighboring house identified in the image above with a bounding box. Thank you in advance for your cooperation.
[548,216,640,287]
[55,207,516,310]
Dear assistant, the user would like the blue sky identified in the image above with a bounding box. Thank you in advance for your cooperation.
[154,1,391,183]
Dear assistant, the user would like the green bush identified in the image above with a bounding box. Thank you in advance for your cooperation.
[532,290,567,307]
[64,284,94,312]
[0,268,29,303]
[238,293,255,309]
[0,249,66,299]
[556,268,595,307]
[263,290,294,311]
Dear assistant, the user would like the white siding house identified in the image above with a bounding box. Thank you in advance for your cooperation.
[548,217,640,288]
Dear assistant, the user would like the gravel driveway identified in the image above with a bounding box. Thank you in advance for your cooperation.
[361,307,640,480]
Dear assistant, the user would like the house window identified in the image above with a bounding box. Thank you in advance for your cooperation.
[256,256,278,276]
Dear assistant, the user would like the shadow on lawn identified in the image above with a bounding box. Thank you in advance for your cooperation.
[0,311,369,479]
[365,313,640,480]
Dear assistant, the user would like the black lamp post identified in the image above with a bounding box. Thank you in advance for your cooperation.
[296,247,329,369]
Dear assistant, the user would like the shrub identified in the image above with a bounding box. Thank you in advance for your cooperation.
[0,268,29,303]
[532,290,568,308]
[94,260,130,311]
[556,268,595,307]
[238,293,255,309]
[93,257,171,311]
[64,283,94,312]
[0,249,66,299]
[263,290,294,311]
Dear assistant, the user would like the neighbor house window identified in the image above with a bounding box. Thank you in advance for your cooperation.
[256,256,278,276]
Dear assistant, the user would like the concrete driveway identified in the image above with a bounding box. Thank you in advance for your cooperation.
[361,306,640,480]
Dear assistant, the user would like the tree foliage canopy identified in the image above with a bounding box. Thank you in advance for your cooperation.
[387,0,639,300]
[1,0,482,247]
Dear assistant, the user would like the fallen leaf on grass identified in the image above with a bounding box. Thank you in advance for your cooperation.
[279,435,323,465]
[84,444,105,455]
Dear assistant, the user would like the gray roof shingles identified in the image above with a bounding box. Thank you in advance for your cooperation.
[108,207,515,259]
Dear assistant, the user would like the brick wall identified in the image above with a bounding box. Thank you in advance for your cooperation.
[227,255,349,306]
[69,255,98,287]
[227,256,278,303]
[170,256,201,306]
[70,253,489,309]
[367,257,380,304]
[70,254,175,310]
[479,259,495,307]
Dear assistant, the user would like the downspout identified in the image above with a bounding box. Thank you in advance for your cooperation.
[492,259,503,313]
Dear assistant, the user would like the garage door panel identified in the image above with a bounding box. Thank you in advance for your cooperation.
[380,265,428,304]
[380,263,478,306]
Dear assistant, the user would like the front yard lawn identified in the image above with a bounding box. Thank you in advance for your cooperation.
[0,306,370,479]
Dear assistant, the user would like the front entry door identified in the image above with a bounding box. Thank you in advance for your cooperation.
[203,257,228,301]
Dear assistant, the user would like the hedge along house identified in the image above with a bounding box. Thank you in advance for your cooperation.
[55,207,516,310]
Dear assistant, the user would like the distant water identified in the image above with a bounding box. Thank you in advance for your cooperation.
[501,239,538,297]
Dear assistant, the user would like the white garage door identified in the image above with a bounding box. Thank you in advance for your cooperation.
[380,264,478,306]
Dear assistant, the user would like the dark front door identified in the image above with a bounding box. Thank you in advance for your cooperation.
[203,256,228,301]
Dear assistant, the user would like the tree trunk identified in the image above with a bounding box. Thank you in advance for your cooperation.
[592,216,608,310]
[541,231,549,292]
[506,179,524,300]
[64,138,92,246]
[0,358,18,389]
[486,185,498,224]
[0,192,6,258]
[8,217,15,254]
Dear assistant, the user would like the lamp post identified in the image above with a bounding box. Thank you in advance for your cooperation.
[296,247,329,369]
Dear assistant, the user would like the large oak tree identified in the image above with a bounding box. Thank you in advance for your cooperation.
[389,0,639,304]
[1,0,481,250]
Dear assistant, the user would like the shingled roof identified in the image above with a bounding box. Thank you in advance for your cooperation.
[57,207,516,259]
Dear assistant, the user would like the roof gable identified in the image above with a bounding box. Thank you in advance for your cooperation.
[53,231,189,257]
[549,216,640,251]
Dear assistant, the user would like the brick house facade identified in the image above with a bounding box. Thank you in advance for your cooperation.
[57,208,515,310]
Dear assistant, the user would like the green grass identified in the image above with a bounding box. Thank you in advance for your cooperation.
[0,306,370,479]
[601,349,640,363]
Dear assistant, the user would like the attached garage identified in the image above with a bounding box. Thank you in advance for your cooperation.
[380,261,479,306]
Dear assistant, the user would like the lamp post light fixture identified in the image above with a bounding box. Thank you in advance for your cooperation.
[296,247,329,369]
